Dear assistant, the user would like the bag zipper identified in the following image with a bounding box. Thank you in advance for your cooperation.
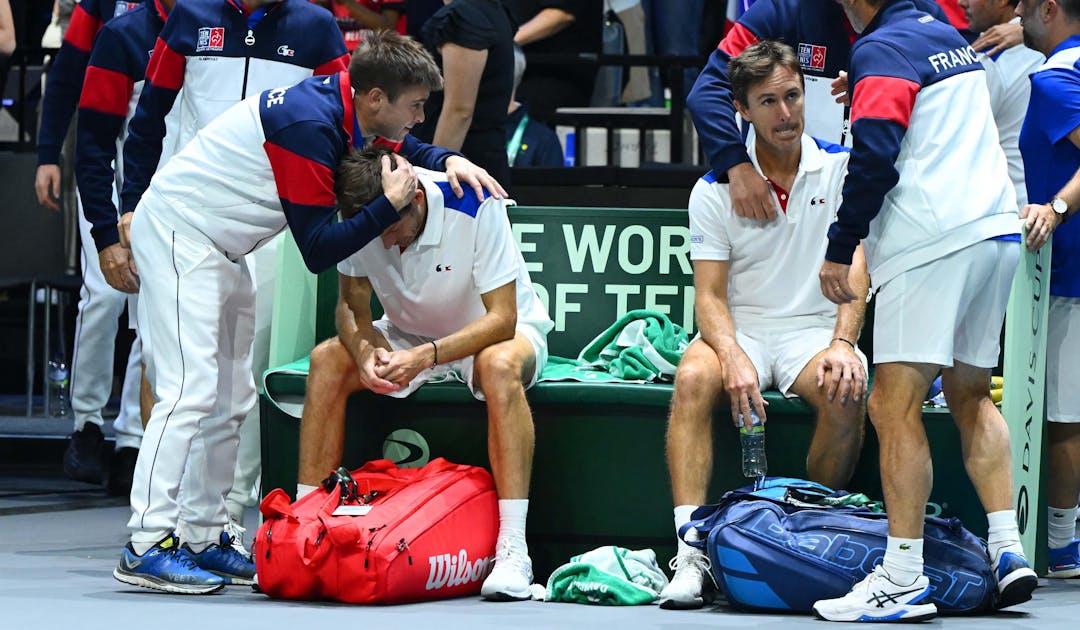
[362,471,489,572]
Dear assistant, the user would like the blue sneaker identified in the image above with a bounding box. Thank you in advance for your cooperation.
[993,550,1038,608]
[1048,540,1080,579]
[114,533,225,594]
[183,531,256,586]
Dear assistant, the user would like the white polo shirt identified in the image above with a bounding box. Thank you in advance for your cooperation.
[980,18,1044,209]
[337,170,553,340]
[689,133,849,331]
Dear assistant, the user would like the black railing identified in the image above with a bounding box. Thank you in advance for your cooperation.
[526,52,707,166]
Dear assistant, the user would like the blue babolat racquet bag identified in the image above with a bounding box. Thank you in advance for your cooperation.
[680,478,996,614]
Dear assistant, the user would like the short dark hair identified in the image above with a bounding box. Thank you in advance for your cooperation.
[729,40,804,107]
[1060,0,1080,21]
[348,30,443,101]
[336,146,395,220]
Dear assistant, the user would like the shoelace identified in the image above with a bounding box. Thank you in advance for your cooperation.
[668,551,711,574]
[224,522,252,560]
[169,546,201,571]
[494,536,529,571]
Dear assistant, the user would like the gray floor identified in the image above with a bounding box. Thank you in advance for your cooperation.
[1,495,1079,630]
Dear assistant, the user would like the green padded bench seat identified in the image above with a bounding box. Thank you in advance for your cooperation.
[265,369,812,413]
[258,207,1001,577]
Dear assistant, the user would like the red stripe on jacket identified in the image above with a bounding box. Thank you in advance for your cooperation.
[145,37,186,91]
[851,75,920,128]
[64,4,104,52]
[264,141,336,207]
[79,66,135,116]
[315,53,350,77]
[718,23,760,58]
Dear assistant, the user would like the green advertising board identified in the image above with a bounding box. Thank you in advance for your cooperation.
[1001,236,1050,567]
[509,206,695,355]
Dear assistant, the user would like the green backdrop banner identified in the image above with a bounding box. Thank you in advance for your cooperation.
[508,206,694,357]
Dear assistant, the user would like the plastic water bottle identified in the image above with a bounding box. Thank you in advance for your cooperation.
[47,358,70,417]
[739,410,767,486]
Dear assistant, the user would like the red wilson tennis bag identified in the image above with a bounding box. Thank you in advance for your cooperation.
[254,458,498,603]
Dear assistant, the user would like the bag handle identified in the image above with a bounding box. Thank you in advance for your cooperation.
[259,488,297,520]
[298,514,337,567]
[677,521,708,550]
[356,457,459,477]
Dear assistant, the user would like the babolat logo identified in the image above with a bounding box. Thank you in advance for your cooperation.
[425,550,494,591]
[743,510,987,607]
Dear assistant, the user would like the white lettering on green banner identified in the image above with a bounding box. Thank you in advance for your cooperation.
[1001,236,1050,563]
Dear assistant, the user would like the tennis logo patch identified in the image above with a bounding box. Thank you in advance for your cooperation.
[197,27,225,52]
[798,43,827,71]
[382,429,430,468]
[113,1,139,17]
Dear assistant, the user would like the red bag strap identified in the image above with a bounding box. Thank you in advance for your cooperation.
[298,515,336,567]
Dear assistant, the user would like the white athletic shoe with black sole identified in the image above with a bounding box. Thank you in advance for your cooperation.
[658,548,710,610]
[480,539,533,601]
[812,566,937,623]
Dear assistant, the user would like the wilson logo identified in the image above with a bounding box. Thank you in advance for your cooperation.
[425,549,494,591]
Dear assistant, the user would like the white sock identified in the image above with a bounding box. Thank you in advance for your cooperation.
[498,499,529,548]
[986,509,1024,563]
[1048,505,1079,550]
[296,483,317,500]
[881,536,924,586]
[674,505,700,554]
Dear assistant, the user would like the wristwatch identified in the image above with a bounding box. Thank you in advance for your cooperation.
[1051,197,1070,223]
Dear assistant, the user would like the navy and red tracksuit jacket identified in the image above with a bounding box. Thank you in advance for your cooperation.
[120,0,349,216]
[687,0,950,179]
[37,0,142,166]
[75,0,169,252]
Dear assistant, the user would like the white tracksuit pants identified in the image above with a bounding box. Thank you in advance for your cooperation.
[224,236,278,522]
[128,206,256,547]
[71,194,143,450]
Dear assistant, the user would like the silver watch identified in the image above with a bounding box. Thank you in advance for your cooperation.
[1051,197,1069,216]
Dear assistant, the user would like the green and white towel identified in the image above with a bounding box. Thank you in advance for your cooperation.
[540,309,690,383]
[545,546,670,605]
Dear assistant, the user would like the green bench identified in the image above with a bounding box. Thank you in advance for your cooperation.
[260,206,990,577]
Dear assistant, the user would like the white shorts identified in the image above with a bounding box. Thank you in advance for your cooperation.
[873,239,1018,368]
[1047,296,1080,424]
[373,318,548,401]
[724,326,867,398]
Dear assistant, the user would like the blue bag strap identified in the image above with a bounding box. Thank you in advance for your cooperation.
[677,520,708,550]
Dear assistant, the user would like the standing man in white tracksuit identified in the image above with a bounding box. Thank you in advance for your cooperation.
[112,30,503,594]
[118,0,350,545]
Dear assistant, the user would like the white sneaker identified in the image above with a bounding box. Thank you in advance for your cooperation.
[481,538,533,601]
[812,566,937,623]
[224,519,251,560]
[659,548,710,610]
